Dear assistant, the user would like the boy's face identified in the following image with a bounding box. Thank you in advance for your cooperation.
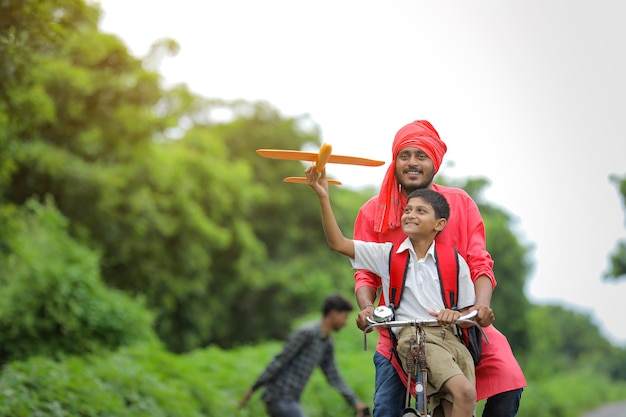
[401,196,446,237]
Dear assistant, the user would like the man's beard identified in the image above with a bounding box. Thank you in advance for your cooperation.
[401,182,423,193]
[397,170,435,193]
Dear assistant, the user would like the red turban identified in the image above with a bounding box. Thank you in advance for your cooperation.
[374,120,447,233]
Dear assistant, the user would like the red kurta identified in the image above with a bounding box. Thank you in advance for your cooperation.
[354,184,526,400]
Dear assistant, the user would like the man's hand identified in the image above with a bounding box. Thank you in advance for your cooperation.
[355,402,370,416]
[355,287,378,331]
[238,388,253,409]
[471,304,495,327]
[356,306,374,331]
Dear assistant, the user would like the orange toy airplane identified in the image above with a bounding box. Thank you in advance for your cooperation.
[256,143,385,185]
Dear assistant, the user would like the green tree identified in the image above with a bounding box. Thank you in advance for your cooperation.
[203,101,331,259]
[606,173,626,281]
[523,304,626,380]
[0,198,156,364]
[175,100,377,342]
[0,0,97,195]
[93,130,269,352]
[0,0,205,352]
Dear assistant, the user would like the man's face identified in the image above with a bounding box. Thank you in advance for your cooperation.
[329,311,350,332]
[394,147,436,194]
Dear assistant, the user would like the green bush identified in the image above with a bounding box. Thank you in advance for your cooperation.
[1,331,626,417]
[0,343,276,417]
[0,345,205,417]
[0,199,157,364]
[516,370,626,417]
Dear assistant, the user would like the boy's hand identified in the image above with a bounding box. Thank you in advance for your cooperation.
[429,308,461,325]
[305,165,329,197]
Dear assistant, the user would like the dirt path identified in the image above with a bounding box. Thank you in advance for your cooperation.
[579,401,626,417]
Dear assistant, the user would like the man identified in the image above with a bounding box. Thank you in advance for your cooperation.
[239,293,369,417]
[304,166,477,417]
[354,120,526,417]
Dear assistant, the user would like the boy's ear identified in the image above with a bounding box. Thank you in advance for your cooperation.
[435,218,447,232]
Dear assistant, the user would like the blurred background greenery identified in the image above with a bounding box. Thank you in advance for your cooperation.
[1,1,626,416]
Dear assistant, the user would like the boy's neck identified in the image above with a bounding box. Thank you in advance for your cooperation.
[409,236,436,259]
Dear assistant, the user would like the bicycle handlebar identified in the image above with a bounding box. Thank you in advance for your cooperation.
[363,310,490,350]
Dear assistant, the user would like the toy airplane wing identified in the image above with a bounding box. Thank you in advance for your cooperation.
[282,177,343,185]
[255,150,385,167]
[256,143,385,185]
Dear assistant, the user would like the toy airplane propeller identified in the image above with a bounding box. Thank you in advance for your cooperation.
[256,143,385,185]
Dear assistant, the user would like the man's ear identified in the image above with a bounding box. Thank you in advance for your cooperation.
[435,218,447,232]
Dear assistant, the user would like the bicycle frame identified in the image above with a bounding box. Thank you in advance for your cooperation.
[362,310,488,417]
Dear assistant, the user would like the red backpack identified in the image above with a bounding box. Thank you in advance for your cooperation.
[387,241,482,365]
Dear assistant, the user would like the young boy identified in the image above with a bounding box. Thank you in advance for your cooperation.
[239,293,369,417]
[305,165,476,417]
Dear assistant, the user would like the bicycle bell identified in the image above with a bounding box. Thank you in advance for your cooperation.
[372,305,394,323]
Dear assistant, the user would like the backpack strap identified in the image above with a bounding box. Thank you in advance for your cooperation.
[388,245,410,309]
[388,241,481,368]
[434,242,460,310]
[388,243,459,309]
[435,242,483,365]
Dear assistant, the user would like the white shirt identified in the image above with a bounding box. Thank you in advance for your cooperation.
[351,238,474,334]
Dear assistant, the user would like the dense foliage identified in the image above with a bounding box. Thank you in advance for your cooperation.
[1,0,625,415]
[0,199,157,363]
[1,0,368,353]
[606,173,626,281]
[0,318,625,417]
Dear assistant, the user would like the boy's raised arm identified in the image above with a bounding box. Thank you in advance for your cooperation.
[305,166,355,259]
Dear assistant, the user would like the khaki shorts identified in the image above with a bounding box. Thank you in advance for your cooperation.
[396,325,475,409]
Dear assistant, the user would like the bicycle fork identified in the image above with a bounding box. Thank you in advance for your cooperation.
[403,324,429,417]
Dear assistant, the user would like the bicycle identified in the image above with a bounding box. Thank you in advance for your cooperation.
[363,307,489,417]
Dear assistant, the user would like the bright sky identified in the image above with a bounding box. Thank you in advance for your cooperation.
[96,0,626,345]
